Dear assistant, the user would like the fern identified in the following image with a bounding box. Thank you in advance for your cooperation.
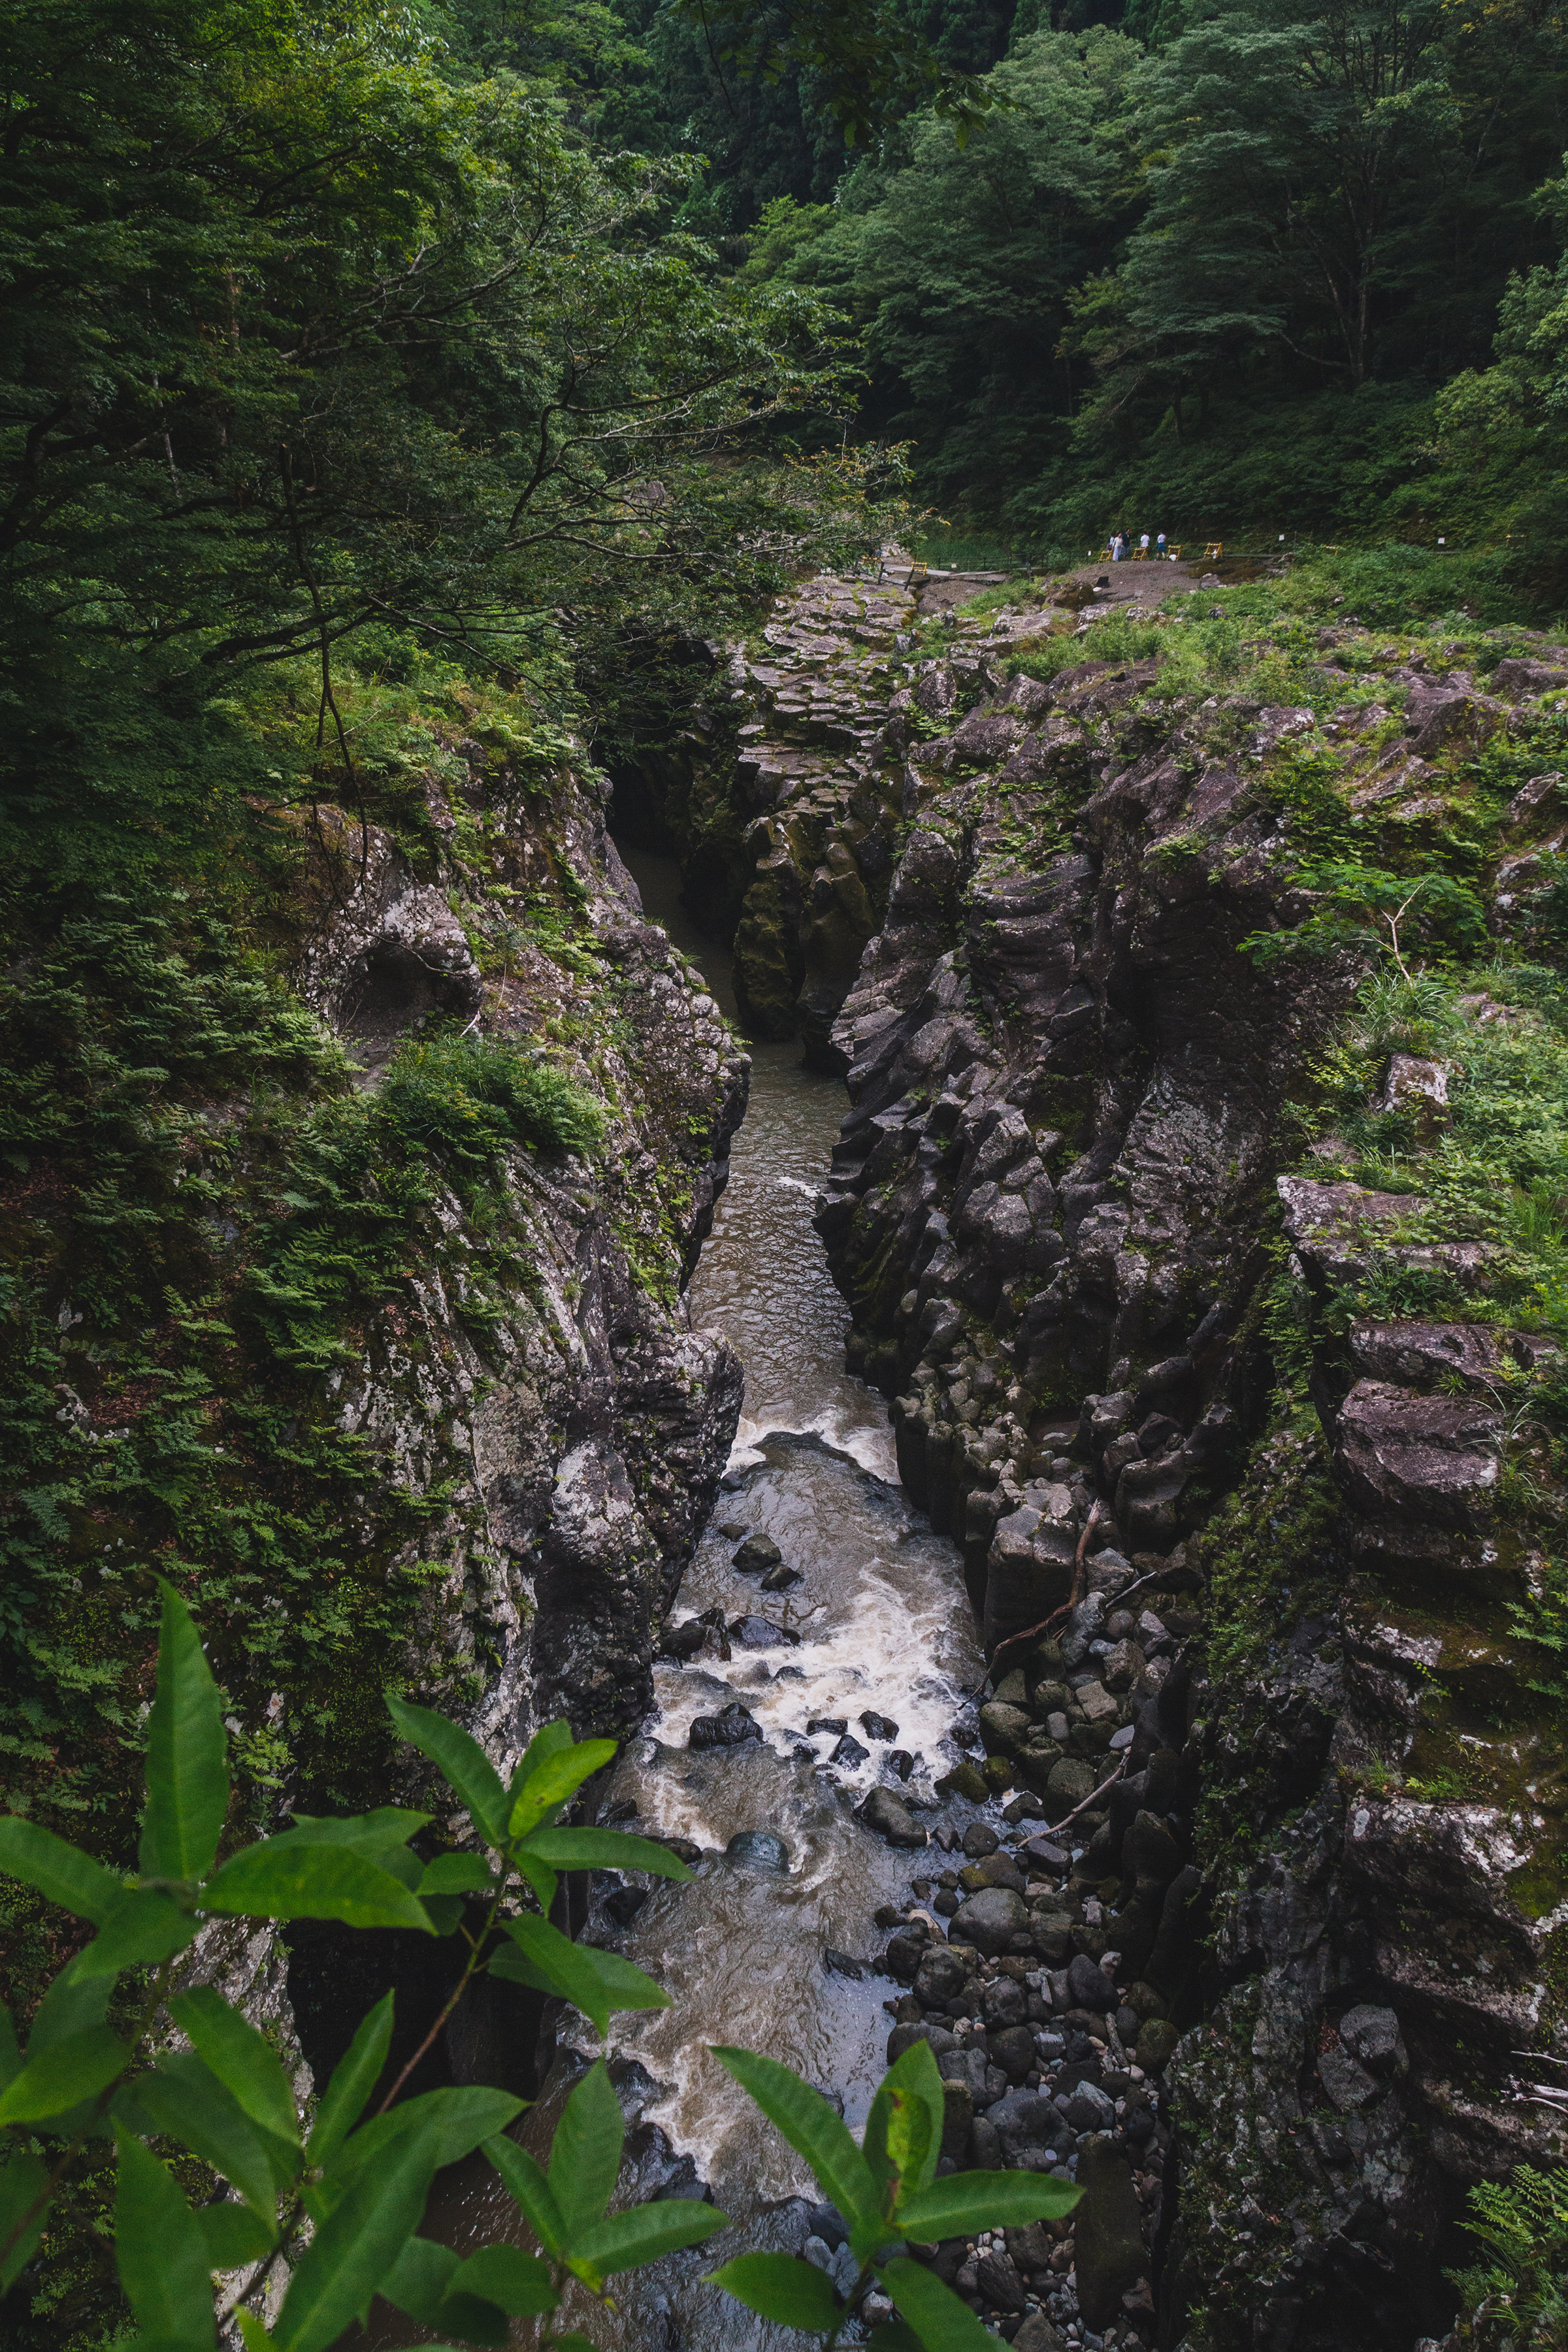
[1452,2165,1568,2350]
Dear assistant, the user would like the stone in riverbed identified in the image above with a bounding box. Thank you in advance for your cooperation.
[913,1945,969,2006]
[688,1704,762,1750]
[979,1699,1034,1756]
[1135,2017,1180,2074]
[728,1614,799,1648]
[1043,1757,1098,1818]
[726,1829,790,1871]
[976,2249,1027,2313]
[660,1619,707,1661]
[831,1731,870,1768]
[760,1560,802,1592]
[1012,2318,1070,2352]
[860,1709,900,1740]
[808,1715,847,1737]
[1067,1953,1117,2013]
[732,1533,783,1572]
[936,1761,990,1801]
[950,1884,1029,1955]
[859,1785,928,1848]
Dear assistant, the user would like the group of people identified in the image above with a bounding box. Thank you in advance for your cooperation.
[1109,531,1170,560]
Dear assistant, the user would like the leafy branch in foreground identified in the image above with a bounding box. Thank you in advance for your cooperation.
[0,1582,1074,2351]
[0,1581,711,2348]
[708,2045,1079,2349]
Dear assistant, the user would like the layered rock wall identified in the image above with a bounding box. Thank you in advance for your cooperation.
[662,574,1568,2351]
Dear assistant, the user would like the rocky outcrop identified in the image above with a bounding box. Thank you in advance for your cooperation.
[746,591,1568,2350]
[612,579,923,1065]
[284,753,749,1776]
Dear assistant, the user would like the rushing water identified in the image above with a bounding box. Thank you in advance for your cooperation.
[410,848,979,2349]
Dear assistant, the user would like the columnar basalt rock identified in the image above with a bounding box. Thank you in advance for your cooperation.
[738,592,1568,2350]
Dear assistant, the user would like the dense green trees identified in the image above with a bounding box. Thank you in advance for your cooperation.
[0,0,899,909]
[723,0,1568,572]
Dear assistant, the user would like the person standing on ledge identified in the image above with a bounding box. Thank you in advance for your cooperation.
[1139,532,1151,556]
[1157,531,1168,557]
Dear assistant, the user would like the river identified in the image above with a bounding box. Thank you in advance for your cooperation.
[416,847,979,2349]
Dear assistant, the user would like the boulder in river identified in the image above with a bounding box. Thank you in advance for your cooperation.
[760,1560,802,1592]
[688,1703,762,1751]
[808,1714,847,1737]
[728,1613,799,1648]
[732,1533,783,1573]
[660,1619,707,1661]
[725,1829,791,1871]
[830,1731,870,1768]
[859,1786,927,1848]
[950,1884,1028,1955]
[859,1709,899,1740]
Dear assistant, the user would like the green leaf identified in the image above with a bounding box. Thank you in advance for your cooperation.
[117,2050,286,2216]
[287,1808,433,1850]
[482,2131,566,2259]
[877,2255,1000,2351]
[0,1817,123,1924]
[169,1985,300,2146]
[711,2047,877,2227]
[508,1718,573,1796]
[550,2061,623,2241]
[867,2321,925,2352]
[896,2171,1081,2242]
[521,1829,692,1881]
[75,1888,201,1980]
[380,2236,510,2345]
[572,2198,725,2273]
[707,2252,843,2329]
[506,1737,617,1839]
[0,2149,51,2290]
[0,2025,127,2124]
[418,1854,495,1895]
[201,1840,435,1933]
[385,1695,507,1844]
[491,1916,668,2034]
[455,2245,559,2315]
[113,2128,216,2348]
[419,1894,467,1937]
[26,1950,110,2053]
[139,1583,229,1885]
[196,2200,277,2268]
[0,2006,19,2095]
[272,2120,439,2352]
[510,1850,558,1914]
[864,2042,944,2212]
[316,2087,523,2216]
[304,1992,393,2171]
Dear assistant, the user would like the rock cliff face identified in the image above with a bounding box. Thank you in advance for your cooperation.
[286,772,747,1765]
[654,575,1568,2351]
[5,717,747,2136]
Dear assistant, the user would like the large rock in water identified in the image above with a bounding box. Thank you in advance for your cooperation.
[949,1884,1028,1955]
[1073,2138,1145,2327]
[859,1786,926,1848]
[688,1703,761,1750]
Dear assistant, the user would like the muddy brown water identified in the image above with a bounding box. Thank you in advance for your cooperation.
[385,849,982,2348]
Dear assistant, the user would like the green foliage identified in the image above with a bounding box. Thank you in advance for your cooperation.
[378,1033,606,1169]
[1450,2164,1568,2351]
[0,1594,1064,2352]
[708,2040,1078,2340]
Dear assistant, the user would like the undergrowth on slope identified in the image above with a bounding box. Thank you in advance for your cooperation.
[0,900,602,1905]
